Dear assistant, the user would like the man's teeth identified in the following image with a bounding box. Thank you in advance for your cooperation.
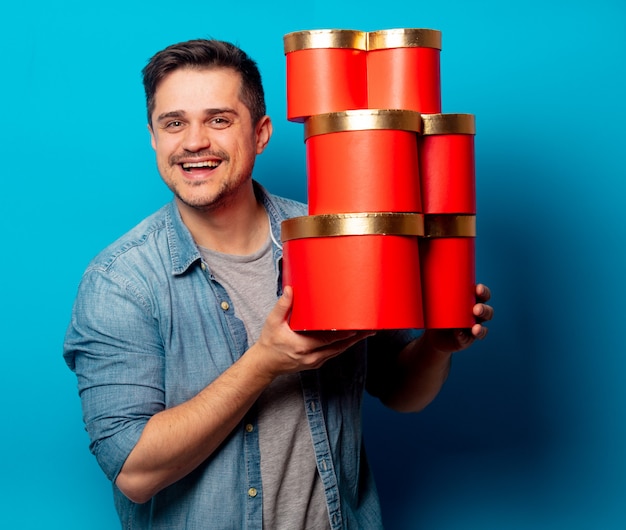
[182,161,220,170]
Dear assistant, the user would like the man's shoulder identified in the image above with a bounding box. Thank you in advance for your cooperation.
[257,183,307,220]
[270,193,307,217]
[86,203,172,273]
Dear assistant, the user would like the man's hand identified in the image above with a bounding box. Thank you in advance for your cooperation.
[422,283,493,356]
[253,286,374,381]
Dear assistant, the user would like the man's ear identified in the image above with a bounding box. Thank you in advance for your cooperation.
[255,116,273,154]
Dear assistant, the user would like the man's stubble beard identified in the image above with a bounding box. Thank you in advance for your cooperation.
[170,168,254,214]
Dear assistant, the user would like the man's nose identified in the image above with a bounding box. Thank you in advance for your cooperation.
[182,122,211,152]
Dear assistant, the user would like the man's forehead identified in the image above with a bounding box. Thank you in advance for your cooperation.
[154,67,242,103]
[158,66,241,89]
[151,67,249,122]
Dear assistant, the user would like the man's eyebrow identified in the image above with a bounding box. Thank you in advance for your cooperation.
[204,107,238,117]
[156,110,186,122]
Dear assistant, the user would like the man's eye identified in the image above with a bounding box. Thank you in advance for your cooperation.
[166,120,183,128]
[210,117,231,129]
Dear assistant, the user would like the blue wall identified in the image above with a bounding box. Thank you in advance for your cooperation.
[2,1,624,528]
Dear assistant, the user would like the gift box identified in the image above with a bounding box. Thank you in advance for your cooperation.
[420,113,476,214]
[281,213,425,330]
[367,28,442,113]
[418,113,477,328]
[304,109,423,215]
[284,29,368,122]
[282,28,479,331]
[420,216,476,329]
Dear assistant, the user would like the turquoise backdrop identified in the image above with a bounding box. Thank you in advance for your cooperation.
[2,0,625,528]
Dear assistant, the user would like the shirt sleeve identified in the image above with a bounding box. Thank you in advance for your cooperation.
[63,266,166,482]
[365,328,422,398]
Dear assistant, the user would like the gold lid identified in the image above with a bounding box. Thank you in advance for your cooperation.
[281,212,425,242]
[367,28,442,50]
[421,113,476,135]
[283,29,367,54]
[423,214,476,238]
[304,109,422,139]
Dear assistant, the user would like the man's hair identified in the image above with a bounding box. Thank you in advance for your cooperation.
[142,39,267,126]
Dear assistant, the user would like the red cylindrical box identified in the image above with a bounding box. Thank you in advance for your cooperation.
[419,114,477,329]
[304,109,423,215]
[367,28,442,113]
[284,30,368,122]
[281,213,425,330]
[419,113,476,214]
[420,234,476,329]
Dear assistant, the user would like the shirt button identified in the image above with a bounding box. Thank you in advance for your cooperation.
[220,301,230,311]
[200,263,207,271]
[245,424,254,433]
[248,487,258,498]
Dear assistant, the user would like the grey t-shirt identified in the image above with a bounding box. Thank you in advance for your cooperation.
[199,232,330,529]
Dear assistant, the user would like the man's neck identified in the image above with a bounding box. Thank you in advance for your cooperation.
[176,184,269,256]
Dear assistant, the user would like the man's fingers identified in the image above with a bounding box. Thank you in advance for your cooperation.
[473,302,494,323]
[271,286,294,322]
[476,283,491,302]
[301,329,373,350]
[471,323,489,340]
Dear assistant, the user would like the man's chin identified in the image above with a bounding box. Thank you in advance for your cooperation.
[170,174,251,213]
[175,190,234,213]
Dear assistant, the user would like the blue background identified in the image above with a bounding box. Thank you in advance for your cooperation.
[2,0,624,528]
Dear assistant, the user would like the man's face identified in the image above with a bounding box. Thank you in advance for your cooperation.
[149,67,271,213]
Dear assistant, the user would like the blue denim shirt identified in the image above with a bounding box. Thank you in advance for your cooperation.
[64,182,419,529]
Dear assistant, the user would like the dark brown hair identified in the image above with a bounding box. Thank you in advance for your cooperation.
[142,39,266,125]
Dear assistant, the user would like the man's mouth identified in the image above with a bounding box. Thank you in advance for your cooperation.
[181,160,221,172]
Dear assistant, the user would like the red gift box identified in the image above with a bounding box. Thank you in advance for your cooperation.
[420,216,476,329]
[282,28,479,331]
[418,113,477,329]
[367,28,442,113]
[420,113,476,214]
[281,213,425,330]
[304,109,422,215]
[284,30,367,122]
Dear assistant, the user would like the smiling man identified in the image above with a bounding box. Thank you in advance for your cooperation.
[63,39,493,529]
[151,68,266,205]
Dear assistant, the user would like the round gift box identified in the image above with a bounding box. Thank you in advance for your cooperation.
[281,213,425,330]
[304,109,423,215]
[419,113,476,214]
[419,214,476,329]
[367,28,442,113]
[284,29,368,122]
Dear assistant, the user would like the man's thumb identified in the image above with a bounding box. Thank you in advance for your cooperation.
[275,285,294,320]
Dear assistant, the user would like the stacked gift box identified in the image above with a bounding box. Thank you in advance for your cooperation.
[281,28,476,331]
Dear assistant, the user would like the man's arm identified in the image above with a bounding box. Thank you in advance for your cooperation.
[367,284,493,413]
[115,286,372,503]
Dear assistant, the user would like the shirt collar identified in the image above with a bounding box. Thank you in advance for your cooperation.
[165,180,283,276]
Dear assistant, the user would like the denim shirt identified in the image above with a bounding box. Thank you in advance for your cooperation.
[64,182,419,529]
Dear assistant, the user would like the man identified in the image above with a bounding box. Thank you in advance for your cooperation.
[64,39,493,529]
